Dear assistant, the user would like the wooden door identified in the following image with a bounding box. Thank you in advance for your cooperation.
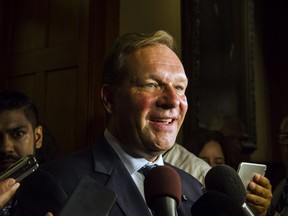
[0,0,119,156]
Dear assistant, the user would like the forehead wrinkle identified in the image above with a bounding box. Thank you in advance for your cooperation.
[147,71,188,85]
[148,60,183,67]
[134,44,182,65]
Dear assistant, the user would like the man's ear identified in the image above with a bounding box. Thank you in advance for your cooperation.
[35,125,43,149]
[101,84,115,114]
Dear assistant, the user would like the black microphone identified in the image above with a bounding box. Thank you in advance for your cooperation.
[144,165,181,216]
[191,190,247,216]
[205,164,255,216]
[59,176,116,216]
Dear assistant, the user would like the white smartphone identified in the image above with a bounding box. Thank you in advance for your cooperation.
[237,162,267,192]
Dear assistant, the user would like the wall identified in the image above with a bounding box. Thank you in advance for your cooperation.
[119,0,181,56]
[251,16,271,162]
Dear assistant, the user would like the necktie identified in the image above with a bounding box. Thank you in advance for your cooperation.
[138,164,157,177]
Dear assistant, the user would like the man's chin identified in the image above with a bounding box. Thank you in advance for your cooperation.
[152,143,174,154]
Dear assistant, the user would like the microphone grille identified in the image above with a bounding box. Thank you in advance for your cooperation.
[191,190,247,216]
[144,165,182,208]
[205,164,246,204]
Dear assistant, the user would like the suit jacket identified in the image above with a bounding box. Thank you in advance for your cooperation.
[267,177,288,216]
[15,136,203,216]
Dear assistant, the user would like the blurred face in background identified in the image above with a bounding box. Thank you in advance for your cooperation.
[198,140,225,167]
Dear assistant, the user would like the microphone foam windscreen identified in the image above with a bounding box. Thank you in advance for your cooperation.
[144,166,181,208]
[205,165,246,205]
[191,190,246,216]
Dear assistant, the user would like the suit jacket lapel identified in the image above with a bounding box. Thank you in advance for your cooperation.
[92,137,151,216]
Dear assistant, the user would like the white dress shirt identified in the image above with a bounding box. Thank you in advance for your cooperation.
[104,129,164,200]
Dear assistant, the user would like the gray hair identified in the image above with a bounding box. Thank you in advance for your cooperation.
[103,30,177,87]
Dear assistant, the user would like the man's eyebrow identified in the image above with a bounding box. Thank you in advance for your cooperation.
[7,125,28,132]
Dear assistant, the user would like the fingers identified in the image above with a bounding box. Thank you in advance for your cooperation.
[252,174,272,191]
[248,174,272,199]
[0,178,20,208]
[246,192,270,215]
[246,174,273,216]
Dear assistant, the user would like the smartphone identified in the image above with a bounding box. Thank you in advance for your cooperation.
[237,162,267,192]
[0,155,39,182]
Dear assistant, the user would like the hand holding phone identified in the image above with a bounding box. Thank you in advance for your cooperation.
[0,155,39,182]
[237,162,267,192]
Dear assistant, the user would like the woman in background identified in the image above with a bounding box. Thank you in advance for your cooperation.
[188,129,231,168]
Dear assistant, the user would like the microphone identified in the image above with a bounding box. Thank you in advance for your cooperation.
[191,190,247,216]
[144,165,181,216]
[205,165,255,216]
[59,176,116,216]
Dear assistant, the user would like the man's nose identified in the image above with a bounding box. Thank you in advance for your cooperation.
[0,135,14,152]
[157,85,180,109]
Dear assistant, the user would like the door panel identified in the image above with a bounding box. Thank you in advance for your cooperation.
[0,0,119,156]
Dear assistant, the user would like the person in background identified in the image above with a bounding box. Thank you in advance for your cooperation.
[163,143,211,185]
[208,115,251,170]
[36,125,59,164]
[0,90,44,215]
[207,116,273,215]
[268,116,288,216]
[188,129,228,168]
[167,126,272,215]
[16,30,203,216]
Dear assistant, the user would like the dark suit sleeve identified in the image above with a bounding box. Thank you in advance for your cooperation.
[14,169,68,216]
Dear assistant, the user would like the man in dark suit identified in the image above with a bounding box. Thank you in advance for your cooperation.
[15,30,203,216]
[0,90,44,215]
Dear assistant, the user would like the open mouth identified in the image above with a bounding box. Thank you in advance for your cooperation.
[152,119,174,124]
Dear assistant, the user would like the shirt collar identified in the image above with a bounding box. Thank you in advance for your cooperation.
[104,129,164,175]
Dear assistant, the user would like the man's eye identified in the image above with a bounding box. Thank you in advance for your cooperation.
[145,83,158,88]
[175,85,185,91]
[12,131,24,138]
[175,85,186,95]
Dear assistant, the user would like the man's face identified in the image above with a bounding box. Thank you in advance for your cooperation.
[103,44,188,161]
[0,109,42,173]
